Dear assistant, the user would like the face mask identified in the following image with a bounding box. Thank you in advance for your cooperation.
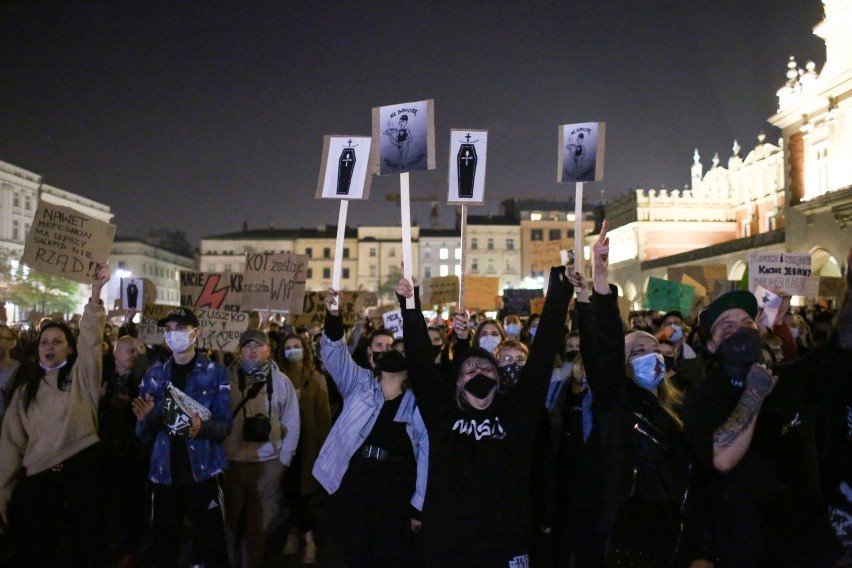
[563,349,579,361]
[790,328,800,339]
[499,363,522,385]
[165,330,195,354]
[669,324,683,342]
[715,327,765,381]
[377,348,407,373]
[430,344,443,359]
[285,347,304,362]
[478,335,500,354]
[630,352,666,391]
[464,373,498,399]
[39,359,68,372]
[505,323,521,337]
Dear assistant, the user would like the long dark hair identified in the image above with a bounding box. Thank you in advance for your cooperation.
[23,321,78,413]
[277,333,318,389]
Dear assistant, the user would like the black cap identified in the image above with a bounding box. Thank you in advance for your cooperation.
[157,307,200,328]
[701,290,758,335]
[661,310,684,324]
[453,346,500,376]
[239,329,270,348]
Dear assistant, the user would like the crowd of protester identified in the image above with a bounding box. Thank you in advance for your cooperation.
[0,231,849,568]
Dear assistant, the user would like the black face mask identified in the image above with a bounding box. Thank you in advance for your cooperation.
[464,373,498,399]
[663,356,676,371]
[430,344,443,359]
[715,326,765,380]
[563,349,579,362]
[499,363,522,385]
[376,349,407,373]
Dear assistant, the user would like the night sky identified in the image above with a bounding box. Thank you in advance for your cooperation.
[0,1,827,246]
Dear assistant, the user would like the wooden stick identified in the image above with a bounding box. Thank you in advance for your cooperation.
[400,173,415,309]
[574,182,584,276]
[330,200,348,312]
[458,204,467,308]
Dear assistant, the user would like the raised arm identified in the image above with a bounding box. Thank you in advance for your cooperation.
[73,264,109,404]
[320,288,374,397]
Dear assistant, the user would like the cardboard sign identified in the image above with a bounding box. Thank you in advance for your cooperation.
[180,271,243,312]
[644,277,695,315]
[681,274,707,301]
[447,129,488,205]
[316,135,373,200]
[818,276,847,298]
[557,122,606,182]
[617,295,632,327]
[138,304,174,346]
[529,240,571,275]
[195,308,249,352]
[21,200,117,284]
[372,99,436,175]
[423,275,460,305]
[668,264,727,290]
[754,285,784,328]
[290,290,371,328]
[121,278,144,311]
[462,275,501,311]
[748,253,818,297]
[529,297,545,315]
[241,252,308,312]
[382,309,403,339]
[503,289,544,317]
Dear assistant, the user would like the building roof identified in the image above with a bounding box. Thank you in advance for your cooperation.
[202,226,357,240]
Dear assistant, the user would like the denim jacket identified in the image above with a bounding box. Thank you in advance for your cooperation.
[136,352,232,485]
[313,334,429,511]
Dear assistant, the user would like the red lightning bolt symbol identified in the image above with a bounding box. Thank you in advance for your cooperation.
[196,274,229,309]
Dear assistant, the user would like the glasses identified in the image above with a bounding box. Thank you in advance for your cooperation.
[498,354,527,365]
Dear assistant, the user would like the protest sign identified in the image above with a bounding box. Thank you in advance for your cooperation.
[316,135,373,200]
[748,253,818,297]
[21,200,117,284]
[382,309,403,339]
[180,271,243,312]
[530,297,545,315]
[139,304,173,346]
[448,129,488,205]
[423,275,460,306]
[463,275,501,311]
[290,290,370,328]
[668,264,727,290]
[529,240,570,275]
[195,308,249,352]
[644,277,695,315]
[617,295,632,327]
[818,276,846,298]
[372,99,436,175]
[754,285,784,328]
[121,278,144,311]
[503,289,544,317]
[557,122,606,183]
[241,252,308,312]
[681,274,707,302]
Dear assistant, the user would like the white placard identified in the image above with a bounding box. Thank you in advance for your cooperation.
[372,99,435,175]
[748,252,818,297]
[382,309,403,339]
[121,278,144,311]
[448,129,488,205]
[557,122,606,182]
[316,135,373,200]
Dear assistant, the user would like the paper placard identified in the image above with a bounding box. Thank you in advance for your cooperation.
[290,290,372,328]
[382,309,403,339]
[503,288,544,317]
[241,253,308,312]
[529,297,545,315]
[180,271,243,312]
[447,129,488,204]
[748,253,818,297]
[668,264,727,290]
[195,308,249,352]
[138,304,174,346]
[121,278,144,311]
[557,122,606,182]
[316,135,373,200]
[754,285,784,328]
[644,277,695,315]
[372,99,435,175]
[462,275,501,311]
[21,200,117,284]
[681,274,707,301]
[423,275,460,305]
[530,240,571,275]
[818,276,847,298]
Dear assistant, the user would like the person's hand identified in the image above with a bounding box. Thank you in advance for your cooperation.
[125,308,137,324]
[568,271,590,303]
[91,263,111,300]
[452,311,470,340]
[396,277,414,299]
[324,288,340,317]
[188,412,202,438]
[411,518,422,533]
[131,393,154,420]
[745,363,778,400]
[592,220,610,295]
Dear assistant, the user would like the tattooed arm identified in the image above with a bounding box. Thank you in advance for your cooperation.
[712,364,778,472]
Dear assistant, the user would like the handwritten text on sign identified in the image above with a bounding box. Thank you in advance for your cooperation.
[195,308,249,352]
[748,253,818,297]
[21,200,116,284]
[241,252,308,311]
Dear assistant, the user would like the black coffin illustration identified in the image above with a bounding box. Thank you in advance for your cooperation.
[337,147,356,195]
[457,143,477,198]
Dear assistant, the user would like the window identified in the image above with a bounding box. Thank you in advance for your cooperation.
[454,264,461,276]
[424,266,432,278]
[323,267,331,279]
[531,229,543,241]
[342,268,350,279]
[24,196,31,210]
[472,258,479,271]
[12,194,19,208]
[423,248,432,259]
[343,248,350,258]
[12,220,19,240]
[369,247,377,257]
[487,238,494,250]
[440,265,449,277]
[369,265,377,277]
[741,219,751,238]
[567,229,575,238]
[506,238,514,250]
[487,259,495,273]
[307,268,313,279]
[454,247,461,260]
[224,264,232,272]
[118,261,126,269]
[530,212,542,221]
[471,238,478,250]
[323,247,331,259]
[305,247,313,258]
[766,212,777,232]
[389,249,396,257]
[549,229,561,241]
[439,248,449,260]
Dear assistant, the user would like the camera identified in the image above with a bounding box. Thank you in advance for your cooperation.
[243,414,272,443]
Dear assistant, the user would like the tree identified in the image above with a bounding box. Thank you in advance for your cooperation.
[0,247,82,318]
[378,266,403,302]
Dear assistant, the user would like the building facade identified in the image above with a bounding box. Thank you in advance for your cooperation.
[108,237,196,308]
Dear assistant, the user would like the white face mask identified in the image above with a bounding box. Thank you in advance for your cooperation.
[669,324,683,342]
[630,352,665,391]
[165,330,195,354]
[478,335,501,354]
[505,323,521,338]
[285,347,304,362]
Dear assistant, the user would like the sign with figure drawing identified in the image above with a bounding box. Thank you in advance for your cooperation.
[557,122,606,182]
[372,99,435,175]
